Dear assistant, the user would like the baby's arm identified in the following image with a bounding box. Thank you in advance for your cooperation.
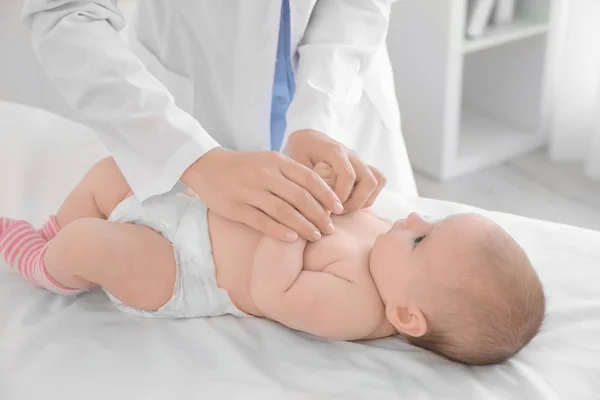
[250,235,374,340]
[250,163,377,340]
[249,162,334,293]
[250,235,308,297]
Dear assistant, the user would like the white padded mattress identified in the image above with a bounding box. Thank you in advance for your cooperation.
[1,102,599,399]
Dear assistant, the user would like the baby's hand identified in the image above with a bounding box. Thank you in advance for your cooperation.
[313,162,336,190]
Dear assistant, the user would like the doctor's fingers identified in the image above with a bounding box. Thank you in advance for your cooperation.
[313,162,336,189]
[267,174,334,239]
[341,156,378,213]
[247,189,324,242]
[280,159,343,217]
[363,166,387,209]
[236,204,299,243]
[324,147,356,205]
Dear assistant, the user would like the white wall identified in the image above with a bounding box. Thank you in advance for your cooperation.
[549,0,600,162]
[0,0,79,120]
[0,0,136,121]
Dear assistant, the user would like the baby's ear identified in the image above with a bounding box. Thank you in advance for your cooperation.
[386,305,428,338]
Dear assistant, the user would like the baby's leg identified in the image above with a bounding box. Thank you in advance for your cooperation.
[55,156,134,228]
[55,156,195,227]
[44,217,175,311]
[0,157,135,293]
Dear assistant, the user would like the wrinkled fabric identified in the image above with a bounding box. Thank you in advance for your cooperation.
[105,193,247,319]
[1,102,599,399]
[21,0,418,201]
[270,0,295,152]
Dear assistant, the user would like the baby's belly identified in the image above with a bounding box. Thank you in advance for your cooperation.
[207,211,263,316]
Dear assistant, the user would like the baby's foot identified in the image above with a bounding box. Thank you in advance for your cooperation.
[0,219,41,266]
[37,215,60,242]
[0,217,87,295]
[0,218,19,239]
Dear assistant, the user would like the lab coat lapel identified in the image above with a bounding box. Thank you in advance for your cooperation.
[230,2,281,152]
[288,0,318,70]
[230,0,317,152]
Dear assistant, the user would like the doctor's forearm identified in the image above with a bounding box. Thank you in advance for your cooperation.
[22,0,218,201]
[285,0,392,138]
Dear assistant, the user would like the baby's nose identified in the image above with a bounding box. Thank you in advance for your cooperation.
[406,212,434,230]
[406,212,423,225]
[392,219,406,229]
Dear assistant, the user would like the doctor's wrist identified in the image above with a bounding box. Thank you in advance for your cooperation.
[181,146,229,187]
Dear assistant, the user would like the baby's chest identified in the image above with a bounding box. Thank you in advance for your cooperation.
[302,230,370,273]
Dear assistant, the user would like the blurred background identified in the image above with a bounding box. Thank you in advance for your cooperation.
[1,0,599,231]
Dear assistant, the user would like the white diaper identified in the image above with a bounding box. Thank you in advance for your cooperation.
[104,193,247,319]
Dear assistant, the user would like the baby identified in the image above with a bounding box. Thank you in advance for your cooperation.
[0,157,545,365]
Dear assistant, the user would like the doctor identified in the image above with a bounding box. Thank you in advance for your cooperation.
[22,0,416,242]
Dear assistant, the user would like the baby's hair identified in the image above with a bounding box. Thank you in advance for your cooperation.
[408,218,546,365]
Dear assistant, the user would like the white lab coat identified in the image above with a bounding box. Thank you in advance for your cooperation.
[22,0,417,202]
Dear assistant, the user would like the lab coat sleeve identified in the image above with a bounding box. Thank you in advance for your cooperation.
[21,0,220,202]
[284,0,392,143]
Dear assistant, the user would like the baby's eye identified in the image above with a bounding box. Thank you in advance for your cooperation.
[413,235,426,247]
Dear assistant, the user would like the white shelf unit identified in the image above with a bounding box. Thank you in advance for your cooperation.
[387,0,559,181]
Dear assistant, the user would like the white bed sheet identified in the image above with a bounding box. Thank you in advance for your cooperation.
[1,102,599,400]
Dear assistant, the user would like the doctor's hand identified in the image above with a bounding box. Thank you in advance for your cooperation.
[288,129,387,213]
[181,147,344,242]
[313,162,336,190]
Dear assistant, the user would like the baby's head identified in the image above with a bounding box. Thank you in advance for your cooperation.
[369,212,545,365]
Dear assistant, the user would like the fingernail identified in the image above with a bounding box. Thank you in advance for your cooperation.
[333,201,344,214]
[312,230,322,240]
[284,231,298,242]
[326,223,335,235]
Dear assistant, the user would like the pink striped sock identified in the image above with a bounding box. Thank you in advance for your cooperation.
[37,215,61,242]
[0,218,88,295]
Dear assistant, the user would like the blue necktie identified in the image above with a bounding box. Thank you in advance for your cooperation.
[270,0,295,151]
